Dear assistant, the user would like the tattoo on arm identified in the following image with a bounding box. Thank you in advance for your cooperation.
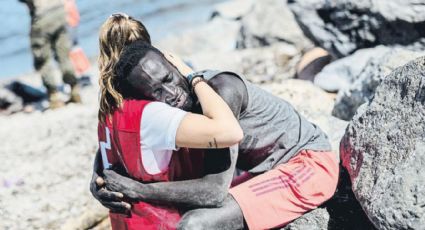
[208,138,218,148]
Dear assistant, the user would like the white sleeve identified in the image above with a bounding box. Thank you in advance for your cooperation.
[140,102,187,150]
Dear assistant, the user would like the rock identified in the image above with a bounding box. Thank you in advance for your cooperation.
[314,46,394,93]
[90,217,111,230]
[283,207,330,230]
[340,57,425,229]
[236,0,310,50]
[332,48,425,120]
[266,79,335,116]
[61,206,108,230]
[211,0,254,20]
[288,0,425,58]
[156,17,240,56]
[187,42,300,82]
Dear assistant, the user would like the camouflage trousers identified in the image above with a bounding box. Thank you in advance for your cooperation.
[30,14,77,93]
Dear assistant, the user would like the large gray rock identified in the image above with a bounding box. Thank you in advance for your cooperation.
[288,0,425,58]
[331,48,425,120]
[236,0,310,50]
[314,46,393,93]
[340,57,425,229]
[283,207,330,230]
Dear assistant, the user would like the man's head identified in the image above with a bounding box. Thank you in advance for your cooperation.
[115,41,193,110]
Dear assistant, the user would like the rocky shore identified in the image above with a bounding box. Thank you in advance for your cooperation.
[1,0,424,229]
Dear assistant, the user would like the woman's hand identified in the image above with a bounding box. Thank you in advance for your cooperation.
[163,51,193,76]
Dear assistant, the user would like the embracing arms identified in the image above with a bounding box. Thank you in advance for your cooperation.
[91,73,248,210]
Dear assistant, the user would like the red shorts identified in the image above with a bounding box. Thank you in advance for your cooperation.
[229,150,339,230]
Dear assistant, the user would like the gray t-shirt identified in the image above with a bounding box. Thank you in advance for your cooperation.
[202,70,332,173]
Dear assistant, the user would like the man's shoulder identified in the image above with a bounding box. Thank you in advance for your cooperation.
[206,71,248,114]
[207,72,247,95]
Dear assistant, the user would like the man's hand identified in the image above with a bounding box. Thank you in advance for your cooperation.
[90,170,131,213]
[163,51,193,76]
[103,169,144,200]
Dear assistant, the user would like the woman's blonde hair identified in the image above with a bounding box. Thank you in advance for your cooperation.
[98,13,151,122]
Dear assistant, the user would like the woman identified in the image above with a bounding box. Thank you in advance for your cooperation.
[96,14,242,230]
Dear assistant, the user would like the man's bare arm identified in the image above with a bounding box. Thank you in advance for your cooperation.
[104,146,238,208]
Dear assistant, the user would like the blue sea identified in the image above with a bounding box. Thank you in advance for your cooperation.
[0,0,226,79]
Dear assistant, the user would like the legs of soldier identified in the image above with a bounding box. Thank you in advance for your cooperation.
[30,28,57,94]
[53,27,77,87]
[178,195,245,230]
[30,29,65,109]
[53,27,81,103]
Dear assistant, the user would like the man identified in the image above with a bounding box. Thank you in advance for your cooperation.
[19,0,81,108]
[91,41,339,229]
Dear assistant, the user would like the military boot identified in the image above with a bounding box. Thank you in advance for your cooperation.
[48,91,65,109]
[68,85,82,103]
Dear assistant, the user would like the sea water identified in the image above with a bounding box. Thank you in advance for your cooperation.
[0,0,226,79]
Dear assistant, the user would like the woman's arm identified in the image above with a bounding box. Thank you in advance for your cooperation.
[175,79,243,148]
[163,53,243,149]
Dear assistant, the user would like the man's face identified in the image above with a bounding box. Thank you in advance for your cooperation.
[127,50,193,110]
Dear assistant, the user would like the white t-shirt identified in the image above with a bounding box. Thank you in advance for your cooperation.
[140,102,187,174]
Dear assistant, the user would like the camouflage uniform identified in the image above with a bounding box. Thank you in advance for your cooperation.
[20,0,77,94]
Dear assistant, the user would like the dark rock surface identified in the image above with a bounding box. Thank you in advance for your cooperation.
[340,57,425,229]
[288,0,425,58]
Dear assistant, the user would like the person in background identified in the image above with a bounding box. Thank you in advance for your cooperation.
[64,0,92,80]
[19,0,82,109]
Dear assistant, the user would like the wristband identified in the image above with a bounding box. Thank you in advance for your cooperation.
[192,78,207,90]
[186,71,205,87]
[191,78,207,94]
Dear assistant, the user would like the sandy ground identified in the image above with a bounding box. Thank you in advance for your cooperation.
[0,71,110,229]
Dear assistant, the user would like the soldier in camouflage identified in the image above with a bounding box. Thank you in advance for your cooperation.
[19,0,81,109]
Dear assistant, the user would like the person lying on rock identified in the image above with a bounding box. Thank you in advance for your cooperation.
[90,13,340,230]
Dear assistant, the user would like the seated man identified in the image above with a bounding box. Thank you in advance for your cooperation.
[91,40,339,230]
